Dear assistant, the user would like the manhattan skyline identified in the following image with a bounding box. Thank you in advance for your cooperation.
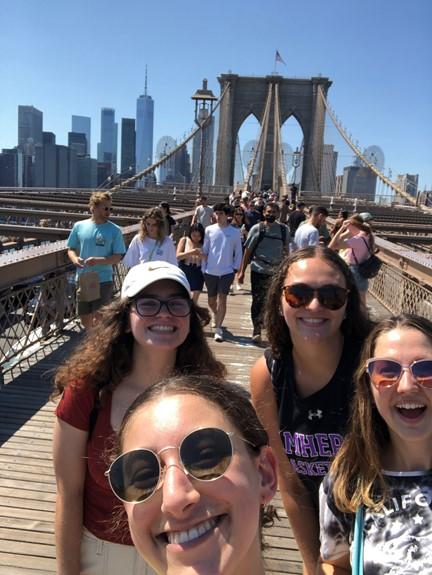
[1,0,431,189]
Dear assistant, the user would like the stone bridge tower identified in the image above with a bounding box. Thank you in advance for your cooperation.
[214,74,332,193]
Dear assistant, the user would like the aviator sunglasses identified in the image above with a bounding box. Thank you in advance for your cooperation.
[133,296,192,317]
[282,283,349,310]
[365,358,432,389]
[106,427,255,504]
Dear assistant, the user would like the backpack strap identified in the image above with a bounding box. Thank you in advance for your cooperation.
[250,223,287,261]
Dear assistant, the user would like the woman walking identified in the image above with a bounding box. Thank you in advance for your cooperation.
[176,223,205,304]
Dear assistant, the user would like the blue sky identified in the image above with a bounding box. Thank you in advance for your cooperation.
[1,0,431,189]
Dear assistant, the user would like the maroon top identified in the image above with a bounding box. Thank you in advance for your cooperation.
[56,386,132,544]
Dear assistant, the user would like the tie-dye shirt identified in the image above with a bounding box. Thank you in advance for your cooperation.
[320,471,432,574]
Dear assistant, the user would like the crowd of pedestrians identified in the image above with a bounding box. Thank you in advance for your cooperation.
[56,188,432,575]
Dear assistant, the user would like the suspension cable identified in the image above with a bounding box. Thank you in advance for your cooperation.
[243,83,273,192]
[110,82,231,193]
[317,86,416,206]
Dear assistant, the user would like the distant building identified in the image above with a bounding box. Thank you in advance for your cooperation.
[0,148,23,187]
[34,132,57,187]
[121,118,136,175]
[72,115,91,156]
[321,144,338,196]
[334,174,343,197]
[98,108,117,174]
[192,107,214,185]
[18,105,43,156]
[396,173,419,198]
[136,71,154,174]
[341,165,377,200]
[77,156,98,188]
[68,132,88,157]
[174,144,192,184]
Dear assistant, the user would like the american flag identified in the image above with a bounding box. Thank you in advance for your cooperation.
[275,50,286,65]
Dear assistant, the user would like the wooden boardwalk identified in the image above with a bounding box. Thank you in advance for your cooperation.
[0,285,388,575]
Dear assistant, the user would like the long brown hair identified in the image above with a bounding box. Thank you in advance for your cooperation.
[349,214,375,252]
[139,207,165,241]
[330,314,432,513]
[264,246,372,359]
[53,298,225,399]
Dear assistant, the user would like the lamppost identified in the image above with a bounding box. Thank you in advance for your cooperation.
[191,79,217,197]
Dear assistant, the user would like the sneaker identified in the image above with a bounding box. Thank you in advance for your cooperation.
[211,318,217,329]
[251,333,262,344]
[214,327,223,342]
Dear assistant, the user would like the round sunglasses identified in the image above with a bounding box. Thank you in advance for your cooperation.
[106,427,255,504]
[365,358,432,389]
[282,283,349,310]
[133,297,192,317]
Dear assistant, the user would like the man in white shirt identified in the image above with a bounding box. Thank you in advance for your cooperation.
[191,195,214,229]
[293,205,328,250]
[203,203,242,342]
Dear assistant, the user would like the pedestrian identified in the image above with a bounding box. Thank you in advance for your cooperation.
[123,207,177,269]
[202,203,243,342]
[107,374,278,575]
[293,206,328,250]
[158,201,177,237]
[176,223,205,304]
[52,261,225,575]
[245,198,265,229]
[250,246,371,574]
[191,195,214,229]
[237,202,289,343]
[67,191,126,330]
[319,314,432,575]
[230,206,249,248]
[328,214,376,309]
[288,201,307,240]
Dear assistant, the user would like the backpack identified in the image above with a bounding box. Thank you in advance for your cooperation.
[250,223,287,261]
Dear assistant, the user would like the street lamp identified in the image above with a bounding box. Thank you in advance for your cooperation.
[191,79,217,197]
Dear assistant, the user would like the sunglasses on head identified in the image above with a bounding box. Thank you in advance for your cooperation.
[282,283,349,310]
[366,358,432,389]
[133,297,192,317]
[106,427,255,504]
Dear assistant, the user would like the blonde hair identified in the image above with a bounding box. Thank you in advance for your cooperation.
[139,207,166,241]
[89,191,112,208]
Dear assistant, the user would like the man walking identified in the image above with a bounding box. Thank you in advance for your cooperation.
[293,205,328,250]
[203,203,242,342]
[67,191,125,329]
[191,195,214,229]
[237,203,289,343]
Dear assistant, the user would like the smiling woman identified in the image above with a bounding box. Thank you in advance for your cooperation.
[108,375,278,575]
[250,246,372,574]
[318,314,432,575]
[52,262,225,575]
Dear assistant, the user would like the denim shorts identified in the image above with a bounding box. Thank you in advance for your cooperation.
[204,272,235,297]
[81,528,156,575]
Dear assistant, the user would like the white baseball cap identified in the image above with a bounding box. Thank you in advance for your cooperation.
[121,261,191,299]
[359,212,373,222]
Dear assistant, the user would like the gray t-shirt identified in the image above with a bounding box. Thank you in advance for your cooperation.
[245,222,289,275]
[194,205,213,228]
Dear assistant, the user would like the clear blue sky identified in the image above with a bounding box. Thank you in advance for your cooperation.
[1,0,431,189]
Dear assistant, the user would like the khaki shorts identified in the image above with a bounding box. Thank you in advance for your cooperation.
[77,281,113,316]
[81,528,156,575]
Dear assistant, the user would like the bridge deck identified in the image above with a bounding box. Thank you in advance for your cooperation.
[0,285,388,575]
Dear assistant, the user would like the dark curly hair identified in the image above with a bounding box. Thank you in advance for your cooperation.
[53,297,225,400]
[265,246,372,359]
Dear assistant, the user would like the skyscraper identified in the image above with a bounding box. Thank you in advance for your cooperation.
[192,107,214,185]
[320,144,338,196]
[71,115,91,156]
[121,118,135,175]
[18,105,43,156]
[68,132,87,157]
[135,69,154,174]
[98,108,117,174]
[341,165,377,200]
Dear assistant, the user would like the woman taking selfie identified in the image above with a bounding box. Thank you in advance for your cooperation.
[319,314,432,574]
[250,246,371,574]
[53,261,225,575]
[107,374,278,575]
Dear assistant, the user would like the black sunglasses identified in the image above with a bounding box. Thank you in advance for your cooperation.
[103,206,112,212]
[366,358,432,389]
[282,283,349,310]
[133,297,192,317]
[106,427,254,504]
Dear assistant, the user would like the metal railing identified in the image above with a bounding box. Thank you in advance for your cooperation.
[369,262,432,318]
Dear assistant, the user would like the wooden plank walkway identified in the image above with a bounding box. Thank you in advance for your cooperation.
[0,283,389,574]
